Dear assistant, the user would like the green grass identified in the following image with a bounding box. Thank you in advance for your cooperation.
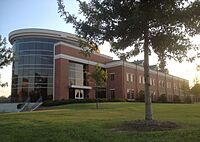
[1,102,200,142]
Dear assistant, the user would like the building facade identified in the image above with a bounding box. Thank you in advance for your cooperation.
[9,29,189,102]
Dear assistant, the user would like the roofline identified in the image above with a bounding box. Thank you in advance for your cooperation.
[106,60,188,81]
[55,41,113,60]
[9,28,79,44]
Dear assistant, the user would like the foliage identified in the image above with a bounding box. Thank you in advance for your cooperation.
[173,95,181,103]
[58,0,200,62]
[42,98,124,107]
[158,94,167,103]
[91,64,107,88]
[193,64,200,84]
[90,64,107,109]
[0,96,10,103]
[190,83,200,98]
[58,0,200,120]
[135,90,145,102]
[0,35,13,87]
[0,35,13,68]
[184,95,192,104]
[180,82,190,96]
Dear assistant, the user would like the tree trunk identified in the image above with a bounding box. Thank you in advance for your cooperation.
[96,87,99,109]
[143,27,153,120]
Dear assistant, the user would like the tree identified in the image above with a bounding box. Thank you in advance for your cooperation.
[58,0,200,120]
[91,64,107,109]
[180,82,190,96]
[194,64,200,84]
[191,83,200,101]
[0,35,13,87]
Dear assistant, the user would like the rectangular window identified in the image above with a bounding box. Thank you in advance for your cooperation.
[159,80,163,87]
[153,79,155,86]
[127,89,134,99]
[127,73,129,81]
[129,74,131,82]
[139,75,142,83]
[110,73,115,81]
[150,78,152,85]
[142,76,145,84]
[69,62,84,86]
[110,89,115,99]
[131,74,134,82]
[167,82,171,88]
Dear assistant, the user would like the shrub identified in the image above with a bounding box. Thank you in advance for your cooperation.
[0,96,10,103]
[184,95,192,104]
[42,98,125,107]
[173,95,181,103]
[135,90,145,102]
[158,94,167,103]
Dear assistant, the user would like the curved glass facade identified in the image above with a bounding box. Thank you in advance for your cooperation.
[11,37,58,102]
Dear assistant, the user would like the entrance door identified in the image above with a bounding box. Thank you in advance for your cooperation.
[75,89,84,99]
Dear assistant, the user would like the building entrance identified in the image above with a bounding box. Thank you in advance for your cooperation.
[75,89,84,99]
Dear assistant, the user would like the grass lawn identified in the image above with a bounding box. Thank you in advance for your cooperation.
[1,102,200,142]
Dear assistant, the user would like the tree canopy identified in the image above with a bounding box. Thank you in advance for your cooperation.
[0,35,13,87]
[91,64,107,88]
[58,0,200,120]
[58,0,200,63]
[191,83,200,98]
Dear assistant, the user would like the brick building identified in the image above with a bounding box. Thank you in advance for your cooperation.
[9,29,189,102]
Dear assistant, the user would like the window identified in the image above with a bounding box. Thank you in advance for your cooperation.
[167,82,171,88]
[127,73,132,82]
[153,79,155,86]
[127,89,134,99]
[75,89,84,99]
[174,84,177,90]
[110,73,115,81]
[110,89,115,99]
[139,75,142,83]
[69,62,84,86]
[150,78,152,85]
[131,74,134,82]
[142,76,145,84]
[159,80,164,87]
[127,73,129,81]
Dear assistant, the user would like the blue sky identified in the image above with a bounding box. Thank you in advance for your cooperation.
[0,0,77,37]
[0,0,78,96]
[0,0,200,97]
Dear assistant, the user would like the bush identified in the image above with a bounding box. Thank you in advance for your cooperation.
[184,96,192,104]
[173,95,181,103]
[158,94,167,103]
[42,98,125,107]
[135,90,145,102]
[0,96,10,103]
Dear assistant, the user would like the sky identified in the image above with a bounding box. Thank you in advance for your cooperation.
[0,0,200,97]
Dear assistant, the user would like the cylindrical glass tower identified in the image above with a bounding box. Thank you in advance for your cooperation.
[9,29,79,102]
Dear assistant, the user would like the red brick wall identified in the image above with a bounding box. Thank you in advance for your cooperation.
[53,44,189,102]
[54,58,69,100]
[107,66,124,99]
[55,44,112,64]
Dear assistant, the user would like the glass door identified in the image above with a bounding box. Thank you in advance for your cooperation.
[75,89,84,99]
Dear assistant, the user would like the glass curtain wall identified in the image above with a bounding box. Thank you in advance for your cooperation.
[69,62,89,99]
[11,38,58,102]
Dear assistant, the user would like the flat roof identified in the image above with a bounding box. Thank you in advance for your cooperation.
[9,28,79,44]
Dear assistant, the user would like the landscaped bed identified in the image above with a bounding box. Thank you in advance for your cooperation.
[0,102,200,142]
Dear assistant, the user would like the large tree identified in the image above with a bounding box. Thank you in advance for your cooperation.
[0,35,13,87]
[58,0,200,120]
